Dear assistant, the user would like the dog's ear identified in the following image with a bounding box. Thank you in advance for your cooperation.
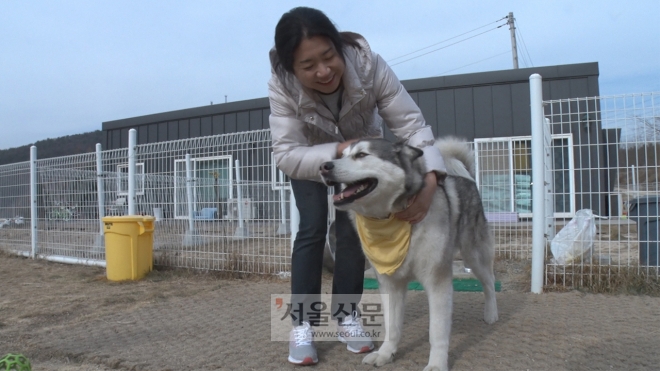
[408,146,424,161]
[392,143,427,207]
[394,143,424,162]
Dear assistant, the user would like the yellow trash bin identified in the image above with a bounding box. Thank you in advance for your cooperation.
[103,215,155,281]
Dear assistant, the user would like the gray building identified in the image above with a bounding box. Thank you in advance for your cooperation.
[103,62,600,146]
[103,62,617,216]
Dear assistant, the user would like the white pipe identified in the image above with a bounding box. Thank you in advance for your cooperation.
[289,188,299,252]
[39,255,106,267]
[508,142,516,212]
[235,159,244,230]
[96,143,105,237]
[13,250,106,267]
[530,73,546,294]
[128,129,137,215]
[185,154,195,234]
[30,146,37,258]
[279,170,286,223]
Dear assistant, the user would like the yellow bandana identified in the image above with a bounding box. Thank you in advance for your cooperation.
[355,214,412,275]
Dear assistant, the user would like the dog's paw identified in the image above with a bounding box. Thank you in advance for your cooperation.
[484,308,499,324]
[423,364,448,371]
[362,351,394,367]
[484,312,499,324]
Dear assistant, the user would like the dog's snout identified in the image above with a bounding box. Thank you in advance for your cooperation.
[320,162,336,186]
[320,162,334,172]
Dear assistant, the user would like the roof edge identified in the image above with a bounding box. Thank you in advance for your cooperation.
[402,62,599,92]
[103,62,599,130]
[102,97,270,131]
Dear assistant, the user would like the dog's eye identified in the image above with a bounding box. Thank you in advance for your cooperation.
[354,152,369,159]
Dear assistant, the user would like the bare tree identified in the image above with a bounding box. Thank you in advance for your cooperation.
[619,116,660,148]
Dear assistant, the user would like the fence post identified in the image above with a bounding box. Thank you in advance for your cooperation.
[543,118,556,242]
[30,146,37,258]
[95,143,105,248]
[530,73,546,294]
[276,170,289,235]
[233,159,249,239]
[128,129,137,215]
[183,153,197,246]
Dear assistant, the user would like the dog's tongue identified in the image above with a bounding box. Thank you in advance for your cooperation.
[333,183,362,201]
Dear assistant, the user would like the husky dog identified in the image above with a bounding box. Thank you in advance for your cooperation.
[320,137,498,371]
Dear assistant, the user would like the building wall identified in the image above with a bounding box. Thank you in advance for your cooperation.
[104,98,271,149]
[103,62,600,148]
[103,62,616,215]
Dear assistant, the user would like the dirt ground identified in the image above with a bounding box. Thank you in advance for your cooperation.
[1,252,660,371]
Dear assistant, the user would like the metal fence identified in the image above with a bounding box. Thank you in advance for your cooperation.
[0,161,31,251]
[0,129,293,275]
[532,85,660,289]
[1,88,659,286]
[1,127,531,276]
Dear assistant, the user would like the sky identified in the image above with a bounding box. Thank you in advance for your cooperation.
[1,0,659,151]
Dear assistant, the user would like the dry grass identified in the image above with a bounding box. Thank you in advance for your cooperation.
[151,258,288,282]
[494,255,532,292]
[609,226,622,241]
[153,248,290,278]
[5,242,660,296]
[545,261,660,296]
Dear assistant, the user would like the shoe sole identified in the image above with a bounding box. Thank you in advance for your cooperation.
[337,336,375,354]
[288,355,318,365]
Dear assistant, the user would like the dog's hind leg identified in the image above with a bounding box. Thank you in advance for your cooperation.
[462,248,499,324]
[362,276,406,367]
[419,269,453,371]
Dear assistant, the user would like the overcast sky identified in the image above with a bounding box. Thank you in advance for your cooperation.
[1,0,658,151]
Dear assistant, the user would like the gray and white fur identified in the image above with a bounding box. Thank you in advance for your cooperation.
[320,137,498,371]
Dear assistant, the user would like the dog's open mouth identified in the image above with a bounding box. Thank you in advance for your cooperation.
[332,178,378,205]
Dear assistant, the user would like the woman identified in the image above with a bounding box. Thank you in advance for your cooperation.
[268,7,446,365]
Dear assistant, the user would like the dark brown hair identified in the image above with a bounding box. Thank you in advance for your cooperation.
[274,7,361,75]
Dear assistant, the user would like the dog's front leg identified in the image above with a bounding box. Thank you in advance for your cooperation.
[420,273,453,371]
[362,276,406,367]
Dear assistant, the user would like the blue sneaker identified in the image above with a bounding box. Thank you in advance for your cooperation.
[288,321,318,365]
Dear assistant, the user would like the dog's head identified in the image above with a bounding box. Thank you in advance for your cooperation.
[319,139,426,218]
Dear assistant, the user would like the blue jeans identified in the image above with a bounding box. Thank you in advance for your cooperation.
[290,179,366,326]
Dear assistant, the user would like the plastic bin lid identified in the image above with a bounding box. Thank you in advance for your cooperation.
[629,195,660,205]
[629,196,660,218]
[102,215,156,223]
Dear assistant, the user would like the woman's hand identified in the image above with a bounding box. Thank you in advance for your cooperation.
[336,139,359,158]
[395,172,437,224]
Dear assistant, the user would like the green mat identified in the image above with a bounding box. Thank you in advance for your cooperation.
[364,278,501,292]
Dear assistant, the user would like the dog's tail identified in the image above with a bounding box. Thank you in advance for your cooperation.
[434,137,476,181]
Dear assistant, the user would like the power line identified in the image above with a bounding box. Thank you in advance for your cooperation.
[387,16,508,63]
[515,28,528,67]
[515,25,533,67]
[390,24,507,67]
[514,29,528,67]
[435,50,512,76]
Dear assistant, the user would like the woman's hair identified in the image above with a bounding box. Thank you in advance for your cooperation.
[274,7,361,75]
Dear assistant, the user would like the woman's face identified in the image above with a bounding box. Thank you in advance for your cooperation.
[292,36,345,94]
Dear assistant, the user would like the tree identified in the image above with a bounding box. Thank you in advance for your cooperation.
[0,130,104,165]
[619,116,660,148]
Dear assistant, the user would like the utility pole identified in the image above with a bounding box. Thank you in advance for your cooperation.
[508,12,519,69]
